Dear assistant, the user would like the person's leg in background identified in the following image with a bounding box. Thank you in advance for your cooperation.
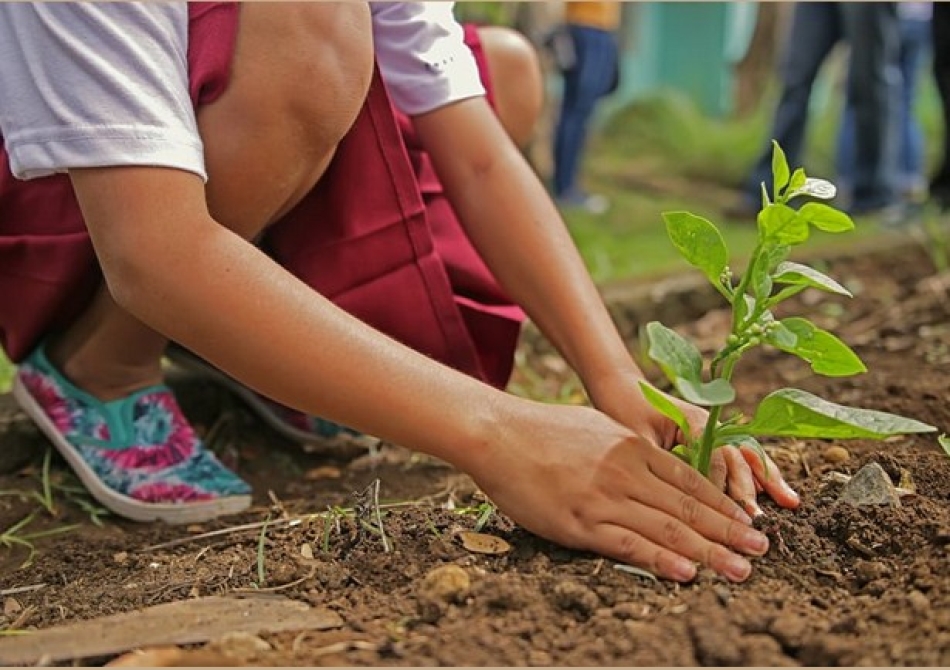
[895,11,932,200]
[840,1,902,215]
[729,2,841,216]
[552,24,618,211]
[836,7,931,204]
[476,25,544,150]
[929,3,950,208]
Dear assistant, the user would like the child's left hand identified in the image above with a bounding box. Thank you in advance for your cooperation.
[602,383,800,517]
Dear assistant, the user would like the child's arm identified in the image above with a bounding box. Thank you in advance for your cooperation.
[69,164,767,583]
[411,97,800,513]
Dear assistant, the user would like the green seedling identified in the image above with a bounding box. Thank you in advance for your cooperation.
[642,141,937,478]
[0,512,79,568]
[33,448,56,516]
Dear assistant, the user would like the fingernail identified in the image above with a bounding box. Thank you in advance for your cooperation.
[725,555,752,582]
[742,498,764,518]
[671,558,697,582]
[744,528,769,555]
[735,508,753,525]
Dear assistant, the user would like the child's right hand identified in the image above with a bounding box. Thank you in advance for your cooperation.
[464,401,770,583]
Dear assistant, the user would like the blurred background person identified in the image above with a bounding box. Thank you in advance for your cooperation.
[928,1,950,210]
[837,2,932,213]
[551,1,621,214]
[725,2,903,222]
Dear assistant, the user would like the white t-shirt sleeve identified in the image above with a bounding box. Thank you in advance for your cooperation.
[370,2,485,116]
[0,3,205,181]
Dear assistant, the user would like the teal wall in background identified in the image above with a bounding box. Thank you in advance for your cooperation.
[608,2,757,118]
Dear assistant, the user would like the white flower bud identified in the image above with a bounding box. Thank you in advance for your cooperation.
[790,177,836,201]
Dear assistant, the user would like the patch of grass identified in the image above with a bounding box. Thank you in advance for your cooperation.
[0,350,13,394]
[563,74,945,285]
[0,512,80,569]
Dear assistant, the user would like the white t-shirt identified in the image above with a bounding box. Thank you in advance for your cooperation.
[0,2,484,182]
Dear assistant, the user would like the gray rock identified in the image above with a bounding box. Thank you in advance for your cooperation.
[837,462,901,508]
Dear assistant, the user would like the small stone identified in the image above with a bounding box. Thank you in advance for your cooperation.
[113,551,128,565]
[419,564,471,604]
[3,598,21,616]
[416,564,471,623]
[823,446,850,464]
[837,462,901,508]
[300,543,314,560]
[457,531,511,555]
[907,590,930,613]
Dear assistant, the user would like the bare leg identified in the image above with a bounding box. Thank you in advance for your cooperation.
[477,25,544,150]
[46,3,373,401]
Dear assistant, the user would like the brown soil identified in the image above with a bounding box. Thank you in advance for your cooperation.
[0,233,948,666]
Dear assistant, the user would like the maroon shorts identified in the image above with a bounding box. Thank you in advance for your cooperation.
[0,4,522,389]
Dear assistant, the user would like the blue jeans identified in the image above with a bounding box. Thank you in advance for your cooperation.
[837,15,931,195]
[552,24,619,198]
[742,2,901,211]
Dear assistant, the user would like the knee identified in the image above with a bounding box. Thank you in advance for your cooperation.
[478,26,545,149]
[199,3,374,234]
[280,4,375,148]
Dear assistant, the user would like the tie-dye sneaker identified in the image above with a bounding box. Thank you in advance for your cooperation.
[12,343,252,524]
[165,345,379,455]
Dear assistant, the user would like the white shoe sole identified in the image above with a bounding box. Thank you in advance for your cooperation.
[12,375,251,525]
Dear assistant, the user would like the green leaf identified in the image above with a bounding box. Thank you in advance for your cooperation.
[639,381,692,440]
[797,202,855,233]
[787,167,807,193]
[734,294,755,327]
[675,376,736,407]
[766,321,798,349]
[758,204,809,245]
[761,243,792,274]
[661,212,729,284]
[768,317,867,377]
[644,321,702,385]
[736,388,936,439]
[771,140,790,199]
[939,434,950,457]
[773,261,852,297]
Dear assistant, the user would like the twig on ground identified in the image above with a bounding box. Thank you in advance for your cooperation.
[231,565,317,594]
[354,480,391,553]
[0,584,46,597]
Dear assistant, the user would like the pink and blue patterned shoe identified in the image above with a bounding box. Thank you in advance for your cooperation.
[12,344,252,524]
[165,345,379,455]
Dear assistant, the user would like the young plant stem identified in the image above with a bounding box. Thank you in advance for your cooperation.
[698,349,740,476]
